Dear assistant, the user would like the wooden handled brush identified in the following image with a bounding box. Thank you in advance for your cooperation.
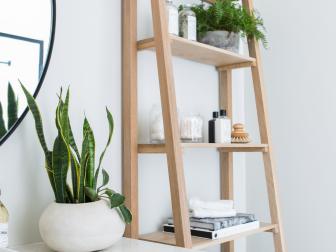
[231,123,251,143]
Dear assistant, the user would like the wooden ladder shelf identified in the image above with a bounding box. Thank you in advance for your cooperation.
[122,0,286,251]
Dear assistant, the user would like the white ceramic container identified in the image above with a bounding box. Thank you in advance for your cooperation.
[39,200,125,252]
[200,31,240,53]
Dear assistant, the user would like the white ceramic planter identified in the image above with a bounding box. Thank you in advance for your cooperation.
[39,200,125,252]
[200,31,240,53]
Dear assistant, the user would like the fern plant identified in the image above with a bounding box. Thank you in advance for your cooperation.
[191,0,267,47]
[0,83,18,139]
[21,83,132,224]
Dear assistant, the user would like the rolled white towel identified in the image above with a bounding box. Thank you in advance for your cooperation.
[189,198,234,211]
[191,207,237,218]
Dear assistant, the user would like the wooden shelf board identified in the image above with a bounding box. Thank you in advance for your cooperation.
[138,143,269,153]
[137,35,256,68]
[139,223,277,250]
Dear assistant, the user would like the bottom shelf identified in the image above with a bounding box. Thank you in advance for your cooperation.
[139,222,277,250]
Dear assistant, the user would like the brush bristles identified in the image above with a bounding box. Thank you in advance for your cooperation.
[231,136,251,143]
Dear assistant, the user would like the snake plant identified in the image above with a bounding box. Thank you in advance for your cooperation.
[0,83,19,139]
[21,83,132,224]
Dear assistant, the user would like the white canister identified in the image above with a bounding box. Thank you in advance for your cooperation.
[180,115,203,143]
[166,0,179,36]
[215,110,232,144]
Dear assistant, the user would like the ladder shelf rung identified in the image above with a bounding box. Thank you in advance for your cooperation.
[137,35,256,68]
[138,143,269,153]
[139,222,277,250]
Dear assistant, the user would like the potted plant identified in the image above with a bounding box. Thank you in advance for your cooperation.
[191,0,267,52]
[21,84,132,252]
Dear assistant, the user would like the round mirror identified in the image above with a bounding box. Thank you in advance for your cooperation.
[0,0,56,145]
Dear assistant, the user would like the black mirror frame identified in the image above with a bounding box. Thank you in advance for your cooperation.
[0,0,56,146]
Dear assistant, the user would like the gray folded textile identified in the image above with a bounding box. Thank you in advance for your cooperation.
[167,213,256,231]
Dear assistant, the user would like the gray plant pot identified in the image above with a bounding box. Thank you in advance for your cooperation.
[200,31,240,53]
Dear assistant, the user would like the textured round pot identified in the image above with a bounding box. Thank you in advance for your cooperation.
[39,200,125,252]
[200,31,240,53]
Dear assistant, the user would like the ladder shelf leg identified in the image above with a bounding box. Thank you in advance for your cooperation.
[219,69,234,252]
[151,0,192,248]
[242,1,286,251]
[122,0,139,239]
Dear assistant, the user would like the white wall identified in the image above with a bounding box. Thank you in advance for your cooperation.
[0,1,247,251]
[246,0,336,251]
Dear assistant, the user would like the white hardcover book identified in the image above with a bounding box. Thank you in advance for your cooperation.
[163,221,260,240]
[209,221,260,239]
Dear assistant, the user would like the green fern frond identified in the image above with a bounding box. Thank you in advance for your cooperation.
[191,0,267,47]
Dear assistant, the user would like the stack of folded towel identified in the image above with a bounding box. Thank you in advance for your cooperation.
[189,198,237,218]
[163,198,260,240]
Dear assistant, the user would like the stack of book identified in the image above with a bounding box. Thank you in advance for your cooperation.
[163,213,260,240]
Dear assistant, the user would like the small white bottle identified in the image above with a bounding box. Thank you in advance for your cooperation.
[215,109,232,144]
[0,190,9,248]
[179,4,197,41]
[165,0,179,36]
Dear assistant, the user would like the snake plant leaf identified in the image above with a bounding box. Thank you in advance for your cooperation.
[67,118,81,161]
[57,88,81,162]
[80,123,92,203]
[54,101,70,203]
[45,151,56,196]
[59,89,70,144]
[55,96,71,158]
[66,184,74,203]
[70,152,80,202]
[58,89,80,156]
[55,96,72,155]
[55,93,80,203]
[84,187,98,201]
[118,204,132,224]
[110,193,125,208]
[20,83,49,155]
[21,83,57,197]
[94,167,100,190]
[79,153,89,203]
[97,108,114,170]
[7,83,18,129]
[52,135,70,203]
[0,102,7,139]
[83,118,95,188]
[94,108,114,189]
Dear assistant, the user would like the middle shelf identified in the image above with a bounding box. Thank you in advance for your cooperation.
[138,143,269,154]
[137,35,256,68]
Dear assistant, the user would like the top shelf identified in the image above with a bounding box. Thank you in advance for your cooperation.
[137,35,256,68]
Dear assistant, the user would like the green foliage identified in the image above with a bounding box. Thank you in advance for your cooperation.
[191,0,267,47]
[0,83,19,139]
[0,103,6,139]
[21,83,132,224]
[7,83,18,129]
